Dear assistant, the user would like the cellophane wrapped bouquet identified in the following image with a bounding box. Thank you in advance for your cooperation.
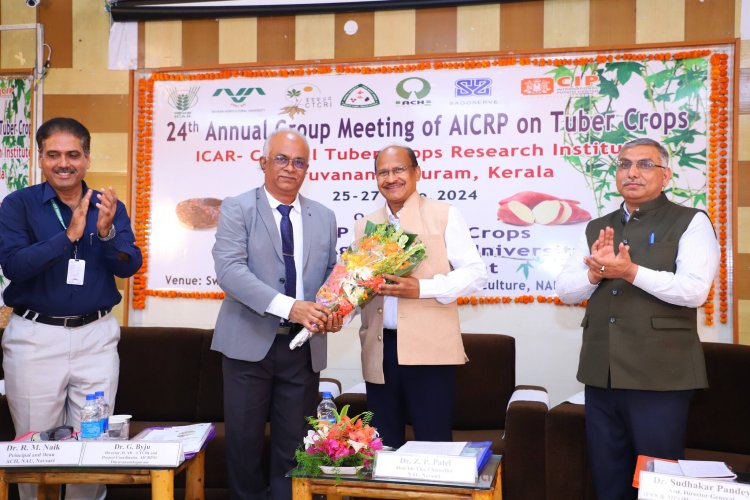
[293,405,382,478]
[289,221,427,349]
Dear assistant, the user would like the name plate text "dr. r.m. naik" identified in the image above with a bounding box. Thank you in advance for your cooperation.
[0,441,84,466]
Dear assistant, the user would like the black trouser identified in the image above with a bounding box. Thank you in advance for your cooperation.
[585,384,694,500]
[365,328,456,448]
[223,337,319,500]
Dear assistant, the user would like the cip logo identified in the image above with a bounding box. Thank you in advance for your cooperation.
[395,77,431,106]
[341,84,379,108]
[454,78,492,97]
[520,78,553,95]
[522,73,600,97]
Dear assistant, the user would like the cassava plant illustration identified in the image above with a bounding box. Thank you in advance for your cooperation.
[553,56,708,216]
[0,78,32,289]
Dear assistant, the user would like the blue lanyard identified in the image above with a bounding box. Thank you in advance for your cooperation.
[51,199,79,258]
[50,199,67,230]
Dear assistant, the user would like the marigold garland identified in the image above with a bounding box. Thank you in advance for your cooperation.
[705,52,730,324]
[132,49,730,318]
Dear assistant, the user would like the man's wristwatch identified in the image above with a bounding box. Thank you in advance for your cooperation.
[98,225,116,242]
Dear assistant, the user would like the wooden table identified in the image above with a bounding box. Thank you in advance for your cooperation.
[0,448,205,500]
[291,454,502,500]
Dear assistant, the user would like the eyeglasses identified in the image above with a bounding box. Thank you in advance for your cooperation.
[376,165,413,179]
[616,159,667,171]
[270,154,307,170]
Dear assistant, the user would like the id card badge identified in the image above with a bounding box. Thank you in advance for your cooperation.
[67,259,85,285]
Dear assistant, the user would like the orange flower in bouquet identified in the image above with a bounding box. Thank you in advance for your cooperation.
[293,405,382,479]
[289,221,426,349]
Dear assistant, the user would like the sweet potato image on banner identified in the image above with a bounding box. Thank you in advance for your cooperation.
[497,191,592,226]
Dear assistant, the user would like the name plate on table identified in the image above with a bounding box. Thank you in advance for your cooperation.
[373,451,477,484]
[81,442,183,467]
[0,441,84,466]
[639,471,750,500]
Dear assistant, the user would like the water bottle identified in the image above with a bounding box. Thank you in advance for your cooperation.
[95,391,110,438]
[316,392,337,426]
[80,394,101,440]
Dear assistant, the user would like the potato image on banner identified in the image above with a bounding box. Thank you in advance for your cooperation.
[497,191,592,226]
[175,198,223,229]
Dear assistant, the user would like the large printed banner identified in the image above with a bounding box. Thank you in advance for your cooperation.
[133,45,733,326]
[0,77,32,308]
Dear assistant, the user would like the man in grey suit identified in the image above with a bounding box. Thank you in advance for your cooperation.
[212,129,340,500]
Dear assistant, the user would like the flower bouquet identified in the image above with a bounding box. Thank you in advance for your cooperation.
[289,221,427,349]
[293,405,382,479]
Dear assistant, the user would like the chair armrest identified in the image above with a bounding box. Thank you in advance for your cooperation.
[503,385,548,500]
[319,377,342,399]
[545,401,595,500]
[334,392,368,417]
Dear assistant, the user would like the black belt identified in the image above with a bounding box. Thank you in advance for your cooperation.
[383,328,397,335]
[14,307,111,328]
[276,322,304,335]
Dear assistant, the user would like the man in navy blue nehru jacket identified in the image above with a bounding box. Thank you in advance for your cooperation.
[557,138,719,500]
[0,117,142,500]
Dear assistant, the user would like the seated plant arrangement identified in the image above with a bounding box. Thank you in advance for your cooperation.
[294,405,383,480]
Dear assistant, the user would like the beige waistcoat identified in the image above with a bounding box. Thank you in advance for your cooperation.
[354,192,465,384]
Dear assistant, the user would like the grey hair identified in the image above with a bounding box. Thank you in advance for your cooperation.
[262,128,310,158]
[619,138,669,167]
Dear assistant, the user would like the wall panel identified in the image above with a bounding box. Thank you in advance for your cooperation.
[257,16,295,62]
[589,0,635,46]
[374,9,415,56]
[296,14,335,60]
[44,95,130,132]
[182,19,219,68]
[499,1,544,51]
[685,0,735,41]
[72,0,110,69]
[335,12,375,59]
[218,18,258,64]
[635,0,684,43]
[456,4,500,53]
[38,0,73,69]
[416,7,457,54]
[543,0,590,48]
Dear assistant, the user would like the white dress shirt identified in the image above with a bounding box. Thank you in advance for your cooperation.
[264,188,305,320]
[382,204,488,329]
[556,211,719,308]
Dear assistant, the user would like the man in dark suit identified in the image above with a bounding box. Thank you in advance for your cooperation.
[212,129,340,500]
[556,138,719,499]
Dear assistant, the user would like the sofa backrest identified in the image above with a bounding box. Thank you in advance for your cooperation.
[452,333,515,430]
[116,326,222,422]
[686,341,750,455]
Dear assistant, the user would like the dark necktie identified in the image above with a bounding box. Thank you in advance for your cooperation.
[277,205,296,298]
